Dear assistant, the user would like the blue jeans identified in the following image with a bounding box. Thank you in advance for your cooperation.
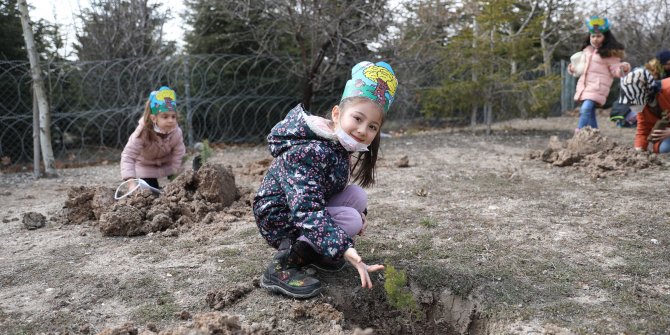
[659,138,670,153]
[577,99,598,129]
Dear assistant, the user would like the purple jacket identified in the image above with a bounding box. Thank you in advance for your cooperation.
[120,120,185,180]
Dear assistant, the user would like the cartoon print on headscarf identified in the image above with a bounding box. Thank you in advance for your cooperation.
[586,16,610,34]
[149,86,177,115]
[341,61,398,113]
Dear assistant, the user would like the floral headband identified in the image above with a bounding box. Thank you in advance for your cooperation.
[341,61,398,113]
[586,16,610,34]
[149,86,177,115]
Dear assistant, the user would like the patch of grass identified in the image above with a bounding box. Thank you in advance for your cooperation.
[175,239,200,250]
[0,310,40,335]
[419,217,438,228]
[214,247,241,258]
[225,259,263,282]
[118,275,162,303]
[541,300,587,323]
[410,263,481,296]
[132,295,178,323]
[237,226,260,239]
[404,234,434,257]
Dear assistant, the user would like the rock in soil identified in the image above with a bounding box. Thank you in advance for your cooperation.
[22,212,46,230]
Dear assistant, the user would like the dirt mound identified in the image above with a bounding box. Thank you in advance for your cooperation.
[291,301,343,322]
[97,312,272,335]
[55,186,115,225]
[206,281,257,310]
[98,163,240,236]
[54,164,241,236]
[241,158,272,177]
[527,128,662,178]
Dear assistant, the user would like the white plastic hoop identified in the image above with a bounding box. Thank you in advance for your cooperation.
[114,178,163,200]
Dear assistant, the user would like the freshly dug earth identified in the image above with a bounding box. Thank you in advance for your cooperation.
[55,164,241,236]
[527,127,662,178]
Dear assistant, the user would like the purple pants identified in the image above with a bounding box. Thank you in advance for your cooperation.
[298,184,367,249]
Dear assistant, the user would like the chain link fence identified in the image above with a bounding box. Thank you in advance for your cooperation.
[0,54,564,171]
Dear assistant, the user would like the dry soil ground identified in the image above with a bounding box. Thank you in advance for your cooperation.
[1,114,669,334]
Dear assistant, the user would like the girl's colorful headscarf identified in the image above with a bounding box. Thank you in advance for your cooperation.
[586,16,610,34]
[149,86,177,115]
[341,61,398,113]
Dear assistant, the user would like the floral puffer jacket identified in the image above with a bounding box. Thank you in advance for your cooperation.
[253,104,352,260]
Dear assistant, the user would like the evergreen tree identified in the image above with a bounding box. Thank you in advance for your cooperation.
[0,0,25,60]
[74,0,175,60]
[420,0,560,126]
[184,0,265,55]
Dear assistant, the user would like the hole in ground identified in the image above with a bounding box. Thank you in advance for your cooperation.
[326,277,486,334]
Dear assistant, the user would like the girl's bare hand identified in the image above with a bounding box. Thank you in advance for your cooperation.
[344,248,384,289]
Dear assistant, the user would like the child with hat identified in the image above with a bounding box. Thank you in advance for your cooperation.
[568,16,631,132]
[253,61,397,298]
[654,49,670,79]
[120,86,186,189]
[618,50,670,126]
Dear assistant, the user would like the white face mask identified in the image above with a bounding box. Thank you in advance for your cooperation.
[335,127,369,152]
[153,121,174,135]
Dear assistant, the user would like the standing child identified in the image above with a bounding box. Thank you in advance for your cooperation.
[253,61,398,298]
[120,86,185,189]
[568,16,631,132]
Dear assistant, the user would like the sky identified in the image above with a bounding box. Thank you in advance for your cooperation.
[28,0,187,58]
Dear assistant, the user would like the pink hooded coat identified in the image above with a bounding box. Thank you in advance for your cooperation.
[574,45,629,106]
[120,120,185,180]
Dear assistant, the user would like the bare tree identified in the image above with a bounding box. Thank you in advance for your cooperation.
[17,0,57,177]
[195,0,391,110]
[606,0,670,66]
[539,0,580,75]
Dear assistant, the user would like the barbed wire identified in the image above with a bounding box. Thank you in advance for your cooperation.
[0,54,561,170]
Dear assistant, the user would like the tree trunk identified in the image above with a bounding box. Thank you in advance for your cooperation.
[32,90,41,178]
[471,16,478,128]
[540,35,553,76]
[302,40,332,111]
[540,1,553,76]
[18,0,57,177]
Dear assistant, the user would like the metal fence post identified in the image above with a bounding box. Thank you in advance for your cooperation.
[32,89,41,178]
[183,55,194,147]
[561,60,576,113]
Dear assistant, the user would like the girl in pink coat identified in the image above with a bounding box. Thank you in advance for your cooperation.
[568,16,631,132]
[120,86,185,189]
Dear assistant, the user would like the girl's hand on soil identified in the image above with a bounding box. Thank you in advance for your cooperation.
[344,248,384,289]
[650,128,670,142]
[358,212,367,236]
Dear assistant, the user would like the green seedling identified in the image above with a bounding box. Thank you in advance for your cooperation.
[384,264,420,318]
